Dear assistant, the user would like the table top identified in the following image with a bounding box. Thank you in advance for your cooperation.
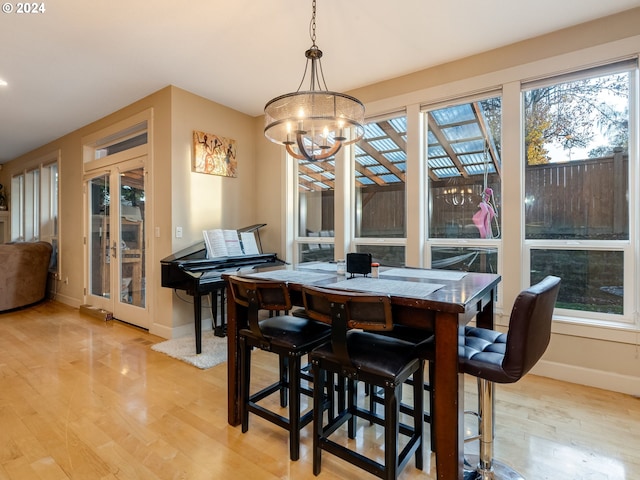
[231,262,501,314]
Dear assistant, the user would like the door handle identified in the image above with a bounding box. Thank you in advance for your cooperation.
[111,241,117,259]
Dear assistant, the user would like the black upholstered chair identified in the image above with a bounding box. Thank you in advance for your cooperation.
[302,285,424,480]
[460,275,561,480]
[227,275,332,461]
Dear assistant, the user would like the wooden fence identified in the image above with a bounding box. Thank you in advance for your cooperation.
[525,150,628,239]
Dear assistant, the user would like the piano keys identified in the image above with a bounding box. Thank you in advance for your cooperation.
[160,224,283,353]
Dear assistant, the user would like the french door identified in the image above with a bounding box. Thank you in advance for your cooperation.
[85,156,148,328]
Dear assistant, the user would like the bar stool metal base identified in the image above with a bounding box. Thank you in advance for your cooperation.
[464,455,525,480]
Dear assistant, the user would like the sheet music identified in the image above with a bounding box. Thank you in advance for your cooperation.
[224,229,243,256]
[240,231,260,255]
[203,229,227,258]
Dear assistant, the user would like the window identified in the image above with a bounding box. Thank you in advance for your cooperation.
[11,157,59,274]
[425,94,502,273]
[353,113,407,266]
[296,157,335,263]
[93,122,147,161]
[523,62,634,320]
[41,163,59,273]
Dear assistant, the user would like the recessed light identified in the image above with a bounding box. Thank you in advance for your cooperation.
[0,79,7,87]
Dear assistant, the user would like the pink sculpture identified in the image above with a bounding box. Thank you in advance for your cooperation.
[473,188,496,238]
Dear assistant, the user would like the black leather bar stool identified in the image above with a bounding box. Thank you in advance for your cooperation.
[302,285,424,480]
[460,275,561,480]
[227,275,332,461]
[366,325,436,449]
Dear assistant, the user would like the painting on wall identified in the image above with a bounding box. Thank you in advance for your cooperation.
[192,131,237,177]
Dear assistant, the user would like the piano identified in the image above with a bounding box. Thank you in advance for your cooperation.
[160,224,284,353]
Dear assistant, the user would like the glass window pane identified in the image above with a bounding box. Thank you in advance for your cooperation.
[427,96,502,239]
[93,122,147,161]
[356,244,405,267]
[431,246,498,274]
[298,242,334,263]
[531,249,623,315]
[24,169,39,241]
[355,113,406,238]
[120,167,145,308]
[90,175,110,298]
[298,158,334,238]
[41,163,58,274]
[11,175,24,241]
[524,71,630,240]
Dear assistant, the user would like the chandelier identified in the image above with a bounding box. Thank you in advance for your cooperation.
[264,0,365,162]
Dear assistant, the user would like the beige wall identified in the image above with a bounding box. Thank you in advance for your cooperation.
[0,85,262,339]
[163,87,263,338]
[0,87,172,328]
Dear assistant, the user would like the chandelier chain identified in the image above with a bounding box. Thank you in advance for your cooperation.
[310,0,317,46]
[263,0,365,161]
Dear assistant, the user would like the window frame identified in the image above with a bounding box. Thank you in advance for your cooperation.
[352,110,409,266]
[10,152,60,276]
[284,48,640,339]
[521,62,637,326]
[422,91,503,277]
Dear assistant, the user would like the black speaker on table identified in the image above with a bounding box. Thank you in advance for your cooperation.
[346,253,372,276]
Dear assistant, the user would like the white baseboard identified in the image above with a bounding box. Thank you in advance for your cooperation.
[150,315,214,340]
[533,359,640,397]
[52,293,82,309]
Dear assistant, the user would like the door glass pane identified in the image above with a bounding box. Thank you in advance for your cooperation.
[89,175,110,298]
[119,168,145,308]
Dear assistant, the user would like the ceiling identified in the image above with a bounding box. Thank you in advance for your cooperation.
[1,0,639,163]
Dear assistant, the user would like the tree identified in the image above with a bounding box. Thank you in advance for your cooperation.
[524,72,629,164]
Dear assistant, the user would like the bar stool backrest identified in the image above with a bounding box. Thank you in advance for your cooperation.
[502,275,561,382]
[227,275,292,340]
[301,285,393,331]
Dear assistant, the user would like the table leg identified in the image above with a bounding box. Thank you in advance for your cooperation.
[226,289,242,426]
[433,311,464,480]
[475,287,496,330]
[214,288,227,337]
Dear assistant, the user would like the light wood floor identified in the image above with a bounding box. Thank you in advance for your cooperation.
[1,301,639,480]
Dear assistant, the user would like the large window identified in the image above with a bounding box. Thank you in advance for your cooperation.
[11,158,59,274]
[287,52,639,335]
[296,157,335,263]
[354,113,407,266]
[523,62,633,320]
[425,94,502,274]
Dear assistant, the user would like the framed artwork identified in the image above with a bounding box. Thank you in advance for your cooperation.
[192,130,237,177]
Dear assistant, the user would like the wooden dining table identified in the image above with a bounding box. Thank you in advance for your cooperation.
[224,263,501,480]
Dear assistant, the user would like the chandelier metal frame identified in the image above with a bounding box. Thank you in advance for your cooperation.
[263,0,365,162]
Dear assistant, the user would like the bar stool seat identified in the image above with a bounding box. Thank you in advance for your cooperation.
[460,275,561,480]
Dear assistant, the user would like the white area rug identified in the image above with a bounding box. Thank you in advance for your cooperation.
[151,332,227,370]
